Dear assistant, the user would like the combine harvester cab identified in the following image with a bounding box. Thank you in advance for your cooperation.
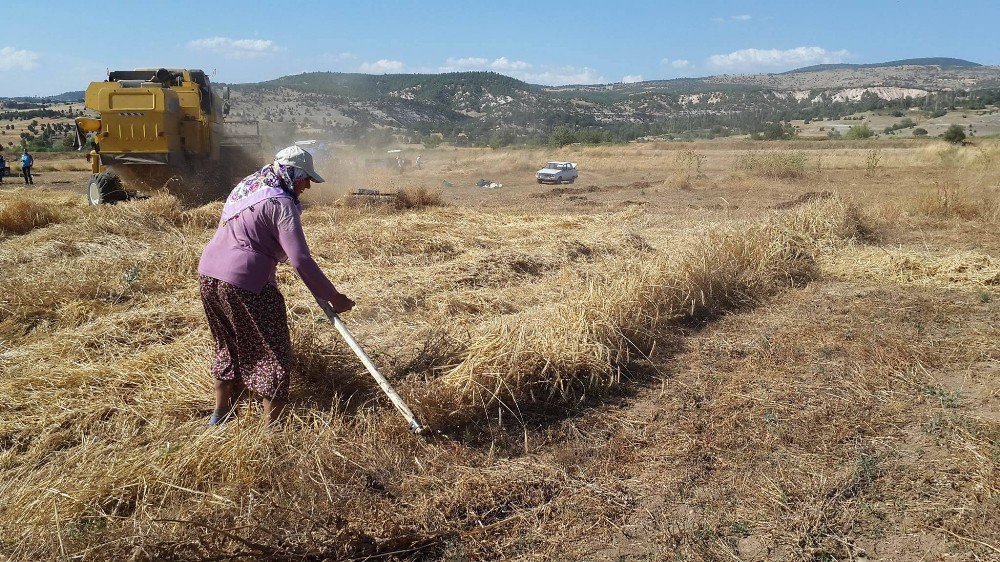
[76,68,259,205]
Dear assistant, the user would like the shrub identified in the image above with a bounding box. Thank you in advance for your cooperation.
[761,122,796,140]
[549,127,576,147]
[913,128,929,136]
[845,123,873,140]
[733,151,807,179]
[421,135,443,149]
[942,124,966,144]
[915,182,989,220]
[865,148,882,178]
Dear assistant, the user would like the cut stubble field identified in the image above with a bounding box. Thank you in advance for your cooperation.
[0,140,997,561]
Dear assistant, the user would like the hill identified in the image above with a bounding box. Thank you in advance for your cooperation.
[784,57,982,74]
[5,59,998,148]
[225,60,1000,145]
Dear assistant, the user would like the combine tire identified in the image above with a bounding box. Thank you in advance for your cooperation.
[87,173,128,206]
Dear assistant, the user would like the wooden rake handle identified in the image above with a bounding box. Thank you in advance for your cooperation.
[314,298,427,435]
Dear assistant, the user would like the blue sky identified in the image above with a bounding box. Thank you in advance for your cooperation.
[0,0,996,96]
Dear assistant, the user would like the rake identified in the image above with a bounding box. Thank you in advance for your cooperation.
[313,297,428,435]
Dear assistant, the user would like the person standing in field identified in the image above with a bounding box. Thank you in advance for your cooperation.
[20,150,33,185]
[198,146,355,425]
[0,152,5,184]
[415,154,422,169]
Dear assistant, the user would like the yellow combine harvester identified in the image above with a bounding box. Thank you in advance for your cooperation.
[75,68,259,205]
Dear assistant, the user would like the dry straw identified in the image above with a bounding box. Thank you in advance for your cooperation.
[0,192,65,234]
[427,198,868,426]
[0,182,883,560]
[733,150,808,179]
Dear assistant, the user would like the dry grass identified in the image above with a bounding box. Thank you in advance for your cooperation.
[822,245,1000,288]
[31,156,92,173]
[0,141,997,561]
[0,191,862,557]
[0,189,83,234]
[0,196,61,234]
[393,185,445,210]
[913,182,995,220]
[733,151,808,179]
[429,199,867,425]
[897,144,1000,222]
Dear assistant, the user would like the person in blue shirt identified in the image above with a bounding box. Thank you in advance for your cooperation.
[0,152,6,184]
[20,150,33,185]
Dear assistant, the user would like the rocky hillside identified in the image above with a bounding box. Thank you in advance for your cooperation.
[225,58,1000,142]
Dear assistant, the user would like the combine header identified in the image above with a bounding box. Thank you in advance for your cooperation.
[76,68,260,205]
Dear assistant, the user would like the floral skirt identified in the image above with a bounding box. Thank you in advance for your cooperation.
[199,276,292,400]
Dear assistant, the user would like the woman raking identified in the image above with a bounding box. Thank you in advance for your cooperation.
[198,146,355,425]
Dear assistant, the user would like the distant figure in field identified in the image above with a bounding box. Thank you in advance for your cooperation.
[20,150,33,185]
[415,155,422,169]
[0,152,5,184]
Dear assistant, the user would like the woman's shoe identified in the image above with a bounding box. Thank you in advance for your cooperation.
[208,409,235,426]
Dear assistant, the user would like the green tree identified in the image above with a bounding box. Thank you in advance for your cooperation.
[845,123,873,140]
[912,128,928,136]
[548,126,576,147]
[942,124,966,144]
[421,134,443,149]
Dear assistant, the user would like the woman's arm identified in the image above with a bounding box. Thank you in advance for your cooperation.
[273,200,353,310]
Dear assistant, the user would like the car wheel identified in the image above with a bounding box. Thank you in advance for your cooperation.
[567,177,575,184]
[537,179,543,184]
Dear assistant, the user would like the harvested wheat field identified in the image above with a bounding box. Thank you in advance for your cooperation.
[0,140,997,561]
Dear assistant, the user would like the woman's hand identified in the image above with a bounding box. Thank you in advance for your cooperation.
[329,293,355,313]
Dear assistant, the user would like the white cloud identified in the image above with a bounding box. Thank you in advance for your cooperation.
[187,37,284,59]
[661,58,693,70]
[439,55,602,85]
[489,57,531,72]
[323,52,357,62]
[440,56,533,73]
[707,47,850,70]
[622,74,643,84]
[0,47,39,71]
[360,59,405,73]
[714,14,753,22]
[440,57,489,71]
[519,66,603,85]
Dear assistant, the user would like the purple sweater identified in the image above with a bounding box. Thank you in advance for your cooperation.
[198,197,339,301]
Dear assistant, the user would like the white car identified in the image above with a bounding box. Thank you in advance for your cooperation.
[535,161,578,184]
